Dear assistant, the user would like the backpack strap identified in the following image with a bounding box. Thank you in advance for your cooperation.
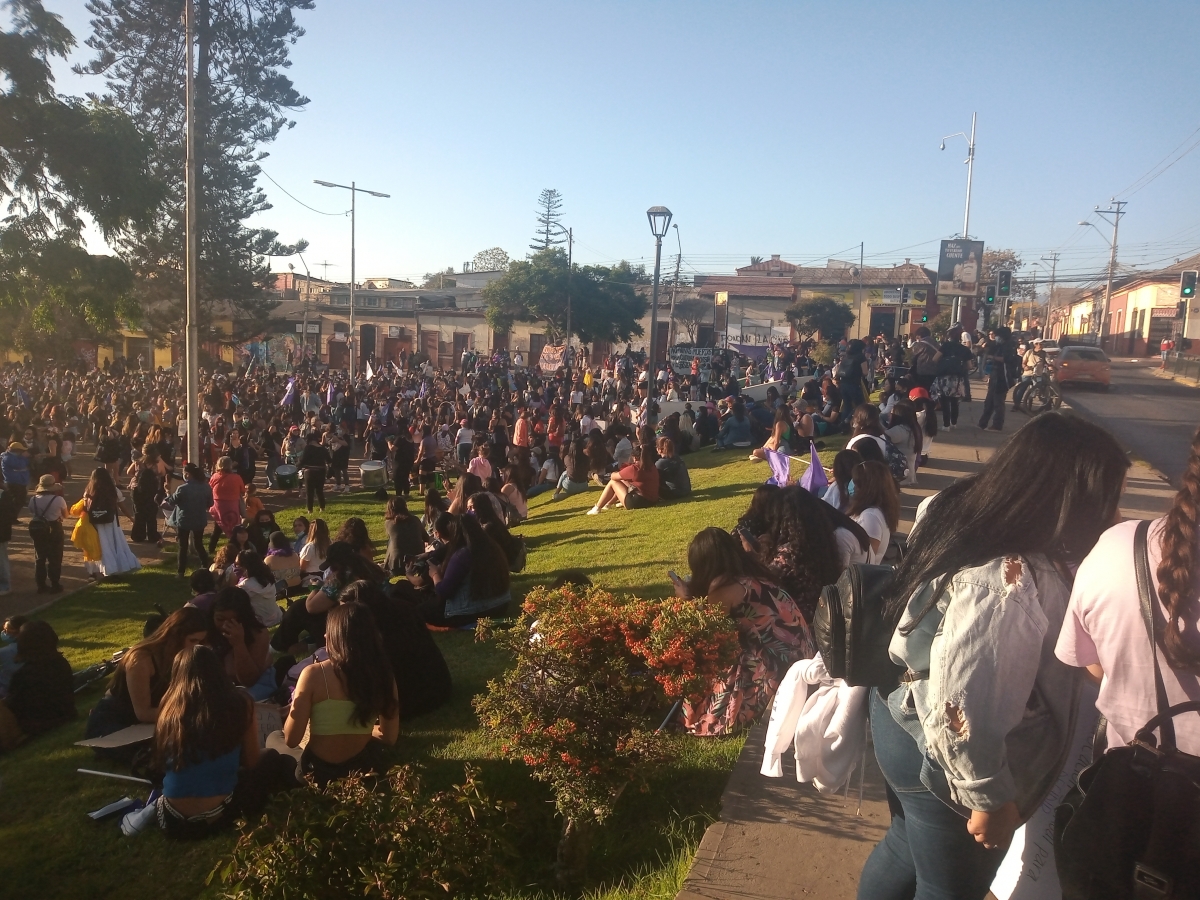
[1133,518,1176,749]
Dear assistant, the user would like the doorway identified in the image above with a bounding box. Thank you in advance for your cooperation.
[359,324,377,367]
[529,333,547,368]
[869,309,896,339]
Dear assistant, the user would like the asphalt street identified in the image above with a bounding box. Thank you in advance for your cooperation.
[1040,358,1200,486]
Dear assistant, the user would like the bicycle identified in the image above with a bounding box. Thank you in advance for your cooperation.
[1020,374,1062,414]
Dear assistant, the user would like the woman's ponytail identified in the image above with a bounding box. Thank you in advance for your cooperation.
[1155,425,1200,670]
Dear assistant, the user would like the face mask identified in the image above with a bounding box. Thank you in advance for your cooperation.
[847,480,857,496]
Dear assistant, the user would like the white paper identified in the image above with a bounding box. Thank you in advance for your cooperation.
[989,682,1100,900]
[74,723,155,748]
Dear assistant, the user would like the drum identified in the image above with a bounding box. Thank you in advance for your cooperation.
[360,460,386,488]
[275,465,299,490]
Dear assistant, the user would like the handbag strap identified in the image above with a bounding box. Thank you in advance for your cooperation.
[1133,518,1177,749]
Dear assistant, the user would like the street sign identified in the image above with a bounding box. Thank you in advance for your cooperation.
[936,240,985,297]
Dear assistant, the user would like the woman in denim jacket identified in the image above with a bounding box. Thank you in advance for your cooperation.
[858,413,1129,900]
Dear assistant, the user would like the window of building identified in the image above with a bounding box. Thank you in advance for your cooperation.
[332,295,349,307]
[357,295,380,308]
[386,297,407,309]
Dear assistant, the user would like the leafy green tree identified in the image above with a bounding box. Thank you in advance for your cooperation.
[78,0,314,343]
[421,267,455,289]
[483,249,646,345]
[529,188,565,252]
[0,0,159,355]
[786,296,856,344]
[471,246,510,272]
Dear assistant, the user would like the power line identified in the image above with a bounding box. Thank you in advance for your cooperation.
[1115,123,1200,197]
[259,167,349,217]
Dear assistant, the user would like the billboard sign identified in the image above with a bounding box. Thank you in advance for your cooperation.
[937,240,985,297]
[669,345,720,374]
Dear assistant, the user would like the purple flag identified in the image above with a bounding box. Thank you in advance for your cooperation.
[280,378,296,407]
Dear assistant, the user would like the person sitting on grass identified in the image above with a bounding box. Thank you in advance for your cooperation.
[247,507,282,556]
[670,527,815,737]
[750,406,795,462]
[0,620,75,752]
[265,531,302,591]
[408,513,511,628]
[272,542,384,652]
[235,550,283,628]
[552,436,592,500]
[0,614,27,699]
[587,444,659,515]
[467,491,525,572]
[209,587,275,701]
[211,525,252,588]
[85,606,210,741]
[119,645,296,837]
[299,518,330,576]
[714,400,753,450]
[267,602,400,786]
[334,516,378,568]
[655,437,692,500]
[384,496,427,577]
[185,568,218,614]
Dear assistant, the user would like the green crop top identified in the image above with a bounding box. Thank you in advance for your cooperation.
[308,663,373,736]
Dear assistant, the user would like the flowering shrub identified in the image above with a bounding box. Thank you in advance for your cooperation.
[473,585,739,882]
[212,765,508,899]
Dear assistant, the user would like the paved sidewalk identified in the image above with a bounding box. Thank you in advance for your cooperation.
[677,416,1177,900]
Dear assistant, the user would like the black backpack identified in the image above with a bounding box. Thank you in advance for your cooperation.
[87,498,116,526]
[811,564,904,689]
[1054,519,1200,899]
[27,495,54,540]
[883,436,909,483]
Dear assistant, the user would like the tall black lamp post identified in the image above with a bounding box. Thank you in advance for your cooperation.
[645,206,673,410]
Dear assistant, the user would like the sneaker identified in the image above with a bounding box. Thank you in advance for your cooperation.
[120,802,158,837]
[586,506,601,516]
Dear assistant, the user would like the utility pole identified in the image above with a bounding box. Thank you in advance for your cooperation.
[318,260,334,280]
[1042,252,1059,337]
[667,224,681,348]
[183,0,200,468]
[963,112,976,240]
[1094,200,1126,349]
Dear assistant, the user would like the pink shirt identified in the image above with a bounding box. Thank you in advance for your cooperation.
[513,417,530,448]
[1056,517,1200,753]
[467,457,492,481]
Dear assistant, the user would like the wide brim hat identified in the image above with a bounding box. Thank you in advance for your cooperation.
[34,474,60,493]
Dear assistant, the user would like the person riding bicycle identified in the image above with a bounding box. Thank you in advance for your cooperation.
[1011,338,1047,410]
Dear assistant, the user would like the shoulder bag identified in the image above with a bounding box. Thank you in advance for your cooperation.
[1053,518,1200,899]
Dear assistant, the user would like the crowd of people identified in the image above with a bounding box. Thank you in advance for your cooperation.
[0,328,1197,899]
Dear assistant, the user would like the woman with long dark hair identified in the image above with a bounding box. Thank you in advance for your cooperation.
[857,413,1129,900]
[847,460,900,564]
[120,645,293,837]
[384,496,427,576]
[333,516,374,563]
[1057,423,1200,754]
[271,541,385,652]
[466,491,523,570]
[272,602,400,785]
[587,443,659,514]
[210,587,275,700]
[235,550,281,628]
[421,512,511,627]
[79,466,140,578]
[822,448,863,514]
[672,526,814,736]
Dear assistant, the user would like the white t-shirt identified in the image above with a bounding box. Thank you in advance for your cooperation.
[299,541,326,573]
[834,526,869,570]
[239,577,282,627]
[456,426,474,447]
[1056,517,1200,753]
[847,433,887,457]
[822,482,847,512]
[28,494,67,522]
[853,506,890,565]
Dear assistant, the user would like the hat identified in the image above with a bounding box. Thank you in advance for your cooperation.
[7,441,26,452]
[1033,338,1044,344]
[908,387,931,401]
[34,474,60,494]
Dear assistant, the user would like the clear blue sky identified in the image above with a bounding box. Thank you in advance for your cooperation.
[46,0,1200,287]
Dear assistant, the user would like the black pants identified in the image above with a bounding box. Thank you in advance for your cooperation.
[208,525,224,555]
[305,469,326,512]
[271,598,328,651]
[176,527,209,576]
[131,496,160,542]
[941,396,959,428]
[301,739,385,788]
[393,464,412,496]
[158,749,296,840]
[978,377,1009,430]
[32,524,63,589]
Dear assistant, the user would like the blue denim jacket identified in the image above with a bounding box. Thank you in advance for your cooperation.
[886,555,1081,820]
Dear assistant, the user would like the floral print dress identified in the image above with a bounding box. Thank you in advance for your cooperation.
[683,577,816,737]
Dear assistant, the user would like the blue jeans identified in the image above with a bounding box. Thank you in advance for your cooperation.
[554,473,591,496]
[857,688,1004,900]
[526,481,556,498]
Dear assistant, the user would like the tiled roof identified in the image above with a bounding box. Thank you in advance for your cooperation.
[735,257,798,276]
[693,276,796,299]
[791,263,935,287]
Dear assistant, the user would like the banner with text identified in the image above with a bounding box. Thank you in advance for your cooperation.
[936,239,985,298]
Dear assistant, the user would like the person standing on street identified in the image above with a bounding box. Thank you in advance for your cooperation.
[167,464,213,578]
[977,327,1015,432]
[27,475,66,594]
[1,441,31,509]
[0,478,16,595]
[908,327,941,392]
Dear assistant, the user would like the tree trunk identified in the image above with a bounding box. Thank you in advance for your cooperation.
[555,816,592,888]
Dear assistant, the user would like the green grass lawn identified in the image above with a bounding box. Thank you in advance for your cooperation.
[0,445,842,899]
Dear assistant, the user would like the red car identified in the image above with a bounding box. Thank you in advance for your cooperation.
[1053,347,1111,390]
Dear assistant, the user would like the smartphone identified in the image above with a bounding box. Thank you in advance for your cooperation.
[667,570,681,583]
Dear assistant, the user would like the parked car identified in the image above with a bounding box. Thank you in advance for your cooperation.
[1053,346,1111,389]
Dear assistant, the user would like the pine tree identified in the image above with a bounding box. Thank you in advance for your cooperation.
[77,0,314,343]
[529,188,566,253]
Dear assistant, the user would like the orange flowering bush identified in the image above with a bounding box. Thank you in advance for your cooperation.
[473,585,739,883]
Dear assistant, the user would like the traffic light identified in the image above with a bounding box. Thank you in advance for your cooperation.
[901,287,910,303]
[998,270,1012,297]
[985,284,996,304]
[1181,270,1197,301]
[920,312,929,323]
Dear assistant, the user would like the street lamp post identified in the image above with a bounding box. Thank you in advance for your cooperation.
[314,179,390,382]
[183,0,200,467]
[1080,200,1126,348]
[646,206,673,409]
[941,112,977,323]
